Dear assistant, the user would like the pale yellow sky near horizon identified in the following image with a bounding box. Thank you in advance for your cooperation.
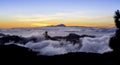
[0,19,115,28]
[0,16,115,28]
[0,11,115,28]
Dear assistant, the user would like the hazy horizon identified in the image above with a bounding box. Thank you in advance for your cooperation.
[0,0,120,28]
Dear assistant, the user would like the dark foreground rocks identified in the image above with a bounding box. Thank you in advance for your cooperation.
[0,44,119,65]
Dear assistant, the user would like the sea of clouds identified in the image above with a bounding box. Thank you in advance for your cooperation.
[0,26,116,56]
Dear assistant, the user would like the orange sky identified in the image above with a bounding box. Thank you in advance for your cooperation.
[0,10,115,28]
[0,18,115,28]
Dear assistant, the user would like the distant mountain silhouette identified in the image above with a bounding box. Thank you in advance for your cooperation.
[48,24,66,27]
[56,24,66,27]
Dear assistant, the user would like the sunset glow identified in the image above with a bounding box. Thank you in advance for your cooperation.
[0,0,119,28]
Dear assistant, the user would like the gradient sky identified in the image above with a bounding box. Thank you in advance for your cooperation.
[0,0,120,28]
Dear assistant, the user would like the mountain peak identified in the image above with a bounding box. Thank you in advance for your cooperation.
[56,24,66,27]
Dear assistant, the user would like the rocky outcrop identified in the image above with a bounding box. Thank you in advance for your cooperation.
[109,10,120,53]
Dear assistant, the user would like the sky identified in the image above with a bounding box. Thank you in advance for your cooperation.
[0,0,120,28]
